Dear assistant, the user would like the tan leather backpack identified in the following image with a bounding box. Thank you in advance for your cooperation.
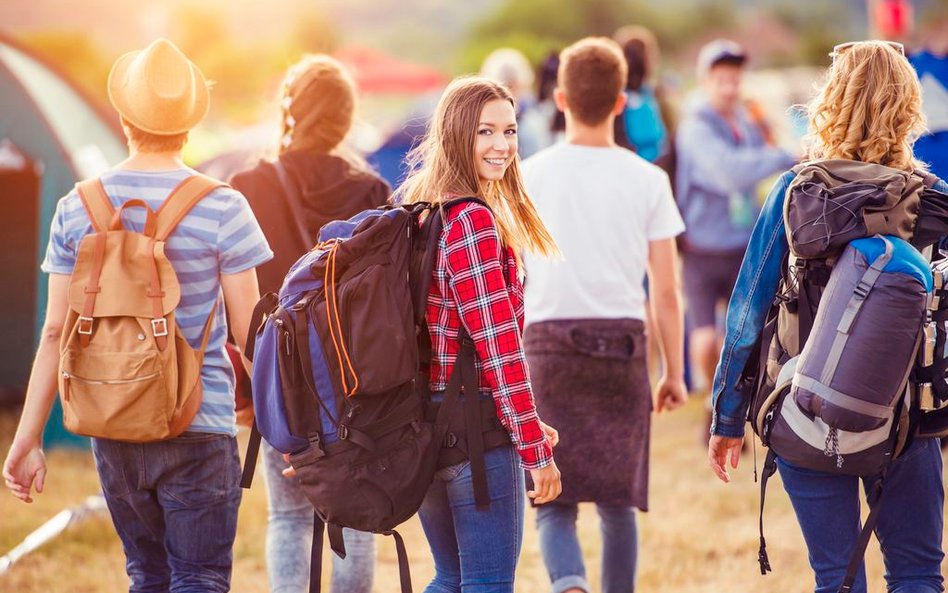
[59,175,223,441]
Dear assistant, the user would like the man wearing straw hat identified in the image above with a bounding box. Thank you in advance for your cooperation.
[3,38,272,591]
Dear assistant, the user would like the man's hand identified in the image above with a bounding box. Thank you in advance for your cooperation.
[655,375,688,413]
[3,440,47,503]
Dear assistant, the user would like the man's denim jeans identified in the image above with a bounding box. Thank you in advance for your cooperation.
[418,445,525,593]
[777,437,944,593]
[536,502,637,593]
[261,440,375,593]
[92,431,242,593]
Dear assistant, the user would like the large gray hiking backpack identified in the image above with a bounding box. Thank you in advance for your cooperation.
[740,160,948,593]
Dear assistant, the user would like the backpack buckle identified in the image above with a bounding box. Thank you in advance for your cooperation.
[444,431,458,448]
[854,281,871,300]
[77,316,94,335]
[151,318,169,337]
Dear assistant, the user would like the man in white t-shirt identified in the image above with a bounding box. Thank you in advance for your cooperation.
[520,37,687,593]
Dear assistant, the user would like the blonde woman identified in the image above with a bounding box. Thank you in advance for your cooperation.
[230,55,389,593]
[397,75,562,592]
[708,41,947,593]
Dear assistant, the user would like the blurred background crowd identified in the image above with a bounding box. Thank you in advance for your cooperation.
[0,0,946,441]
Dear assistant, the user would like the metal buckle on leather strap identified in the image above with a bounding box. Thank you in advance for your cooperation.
[152,318,169,337]
[77,316,94,335]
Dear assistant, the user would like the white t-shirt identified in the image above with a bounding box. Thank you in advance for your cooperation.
[521,143,685,324]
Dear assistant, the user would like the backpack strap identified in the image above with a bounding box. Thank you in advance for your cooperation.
[309,512,325,593]
[273,158,314,249]
[76,226,109,347]
[914,168,939,190]
[240,422,262,489]
[837,471,888,593]
[412,197,491,326]
[155,174,226,241]
[384,529,413,593]
[76,178,116,233]
[757,448,777,575]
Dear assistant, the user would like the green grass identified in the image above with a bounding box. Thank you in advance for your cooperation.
[1,400,945,592]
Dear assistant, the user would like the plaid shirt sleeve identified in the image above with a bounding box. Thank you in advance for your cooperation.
[443,205,553,470]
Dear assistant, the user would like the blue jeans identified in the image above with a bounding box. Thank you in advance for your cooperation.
[418,445,525,593]
[91,432,242,593]
[261,441,375,593]
[777,437,945,593]
[536,503,637,593]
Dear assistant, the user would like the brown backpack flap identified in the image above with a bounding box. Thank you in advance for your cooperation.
[785,160,922,258]
[68,232,181,319]
[69,174,224,336]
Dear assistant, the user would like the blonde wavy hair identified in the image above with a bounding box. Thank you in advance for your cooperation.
[806,40,927,172]
[397,76,558,258]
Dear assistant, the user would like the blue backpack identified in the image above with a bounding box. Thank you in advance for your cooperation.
[620,86,667,163]
[241,198,489,593]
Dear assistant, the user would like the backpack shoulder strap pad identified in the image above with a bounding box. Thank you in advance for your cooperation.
[156,174,227,241]
[914,168,939,189]
[76,178,116,233]
[411,197,491,325]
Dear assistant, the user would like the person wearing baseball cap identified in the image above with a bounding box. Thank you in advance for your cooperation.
[673,39,796,442]
[695,38,748,79]
[3,38,272,592]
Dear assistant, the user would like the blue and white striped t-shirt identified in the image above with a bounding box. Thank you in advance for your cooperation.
[41,168,274,436]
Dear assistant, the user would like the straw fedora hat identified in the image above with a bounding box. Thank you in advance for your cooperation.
[108,38,209,135]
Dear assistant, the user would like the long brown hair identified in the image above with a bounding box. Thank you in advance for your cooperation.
[806,41,926,171]
[397,75,558,258]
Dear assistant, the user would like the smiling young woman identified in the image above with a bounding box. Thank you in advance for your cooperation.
[396,76,561,593]
[473,99,518,182]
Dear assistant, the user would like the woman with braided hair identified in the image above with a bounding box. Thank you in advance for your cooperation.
[230,54,389,593]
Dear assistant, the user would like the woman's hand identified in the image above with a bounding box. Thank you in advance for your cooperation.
[281,452,297,478]
[528,460,562,505]
[539,421,559,448]
[708,435,744,483]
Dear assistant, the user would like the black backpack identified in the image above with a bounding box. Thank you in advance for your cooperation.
[240,197,508,593]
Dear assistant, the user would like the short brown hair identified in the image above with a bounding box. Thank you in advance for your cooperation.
[558,37,627,126]
[123,119,188,153]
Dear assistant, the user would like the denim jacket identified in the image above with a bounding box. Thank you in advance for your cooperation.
[710,170,948,438]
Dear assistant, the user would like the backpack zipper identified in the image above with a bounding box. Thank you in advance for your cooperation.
[62,370,161,401]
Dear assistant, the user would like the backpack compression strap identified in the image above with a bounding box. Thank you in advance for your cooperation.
[837,472,888,593]
[757,448,777,575]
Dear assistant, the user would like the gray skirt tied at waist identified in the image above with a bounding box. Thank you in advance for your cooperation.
[524,318,651,509]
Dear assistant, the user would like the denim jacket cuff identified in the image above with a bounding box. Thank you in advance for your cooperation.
[711,413,746,438]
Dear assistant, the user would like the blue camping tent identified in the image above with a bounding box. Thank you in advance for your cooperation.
[0,32,127,447]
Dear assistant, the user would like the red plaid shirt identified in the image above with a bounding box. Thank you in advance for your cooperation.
[425,202,552,470]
